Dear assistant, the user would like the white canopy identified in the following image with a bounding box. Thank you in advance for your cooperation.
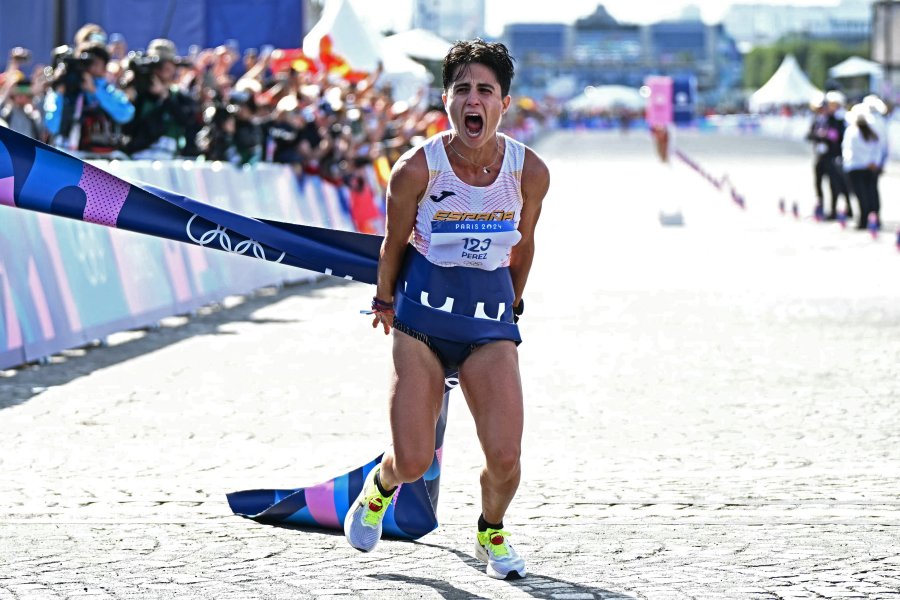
[382,29,453,62]
[378,44,432,102]
[302,0,382,71]
[749,54,822,112]
[302,0,430,101]
[828,56,883,79]
[565,85,645,112]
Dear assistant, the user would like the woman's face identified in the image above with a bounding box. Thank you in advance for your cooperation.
[442,62,510,149]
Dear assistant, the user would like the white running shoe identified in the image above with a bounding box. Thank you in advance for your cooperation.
[475,528,527,579]
[343,465,393,552]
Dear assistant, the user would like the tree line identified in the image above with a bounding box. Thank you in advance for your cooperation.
[743,37,870,90]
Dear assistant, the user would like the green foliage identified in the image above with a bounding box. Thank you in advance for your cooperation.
[743,38,870,89]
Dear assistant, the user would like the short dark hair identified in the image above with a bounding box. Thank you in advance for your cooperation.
[442,39,515,97]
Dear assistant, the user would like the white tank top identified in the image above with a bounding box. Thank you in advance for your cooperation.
[412,131,525,270]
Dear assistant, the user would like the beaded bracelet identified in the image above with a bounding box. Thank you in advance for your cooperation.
[371,297,394,313]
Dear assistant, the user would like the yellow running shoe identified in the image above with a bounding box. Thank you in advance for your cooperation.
[475,528,527,579]
[344,465,393,552]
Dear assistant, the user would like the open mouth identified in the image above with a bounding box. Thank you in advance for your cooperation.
[464,113,484,137]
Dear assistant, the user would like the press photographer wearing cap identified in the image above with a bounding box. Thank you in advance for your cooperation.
[43,39,135,155]
[121,39,199,159]
[0,77,43,139]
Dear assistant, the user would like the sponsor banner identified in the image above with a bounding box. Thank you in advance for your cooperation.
[0,214,36,366]
[645,75,674,128]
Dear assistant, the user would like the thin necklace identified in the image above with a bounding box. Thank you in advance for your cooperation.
[446,136,502,174]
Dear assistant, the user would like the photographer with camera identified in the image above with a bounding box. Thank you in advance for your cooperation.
[196,98,240,163]
[43,40,135,155]
[121,39,199,159]
[1,77,43,139]
[229,88,263,165]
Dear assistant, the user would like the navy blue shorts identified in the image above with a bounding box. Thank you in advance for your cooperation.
[393,317,482,371]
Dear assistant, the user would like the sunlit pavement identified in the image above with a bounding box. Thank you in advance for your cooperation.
[1,130,899,599]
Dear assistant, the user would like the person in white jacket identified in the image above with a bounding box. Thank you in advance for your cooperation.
[842,103,882,230]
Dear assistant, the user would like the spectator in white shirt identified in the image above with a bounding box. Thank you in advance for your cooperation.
[842,103,882,230]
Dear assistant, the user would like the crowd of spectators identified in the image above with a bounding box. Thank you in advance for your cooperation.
[0,23,462,188]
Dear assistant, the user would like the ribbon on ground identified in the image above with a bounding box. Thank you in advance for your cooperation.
[0,127,449,540]
[228,377,454,539]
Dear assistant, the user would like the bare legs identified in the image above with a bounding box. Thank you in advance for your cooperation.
[460,341,523,524]
[379,332,524,526]
[377,330,445,491]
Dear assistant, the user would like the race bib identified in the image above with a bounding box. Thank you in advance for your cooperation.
[428,216,521,270]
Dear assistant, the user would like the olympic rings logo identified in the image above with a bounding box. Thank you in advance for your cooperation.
[186,215,285,263]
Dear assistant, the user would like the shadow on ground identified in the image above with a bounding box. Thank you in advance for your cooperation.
[0,277,349,410]
[369,574,492,599]
[250,521,633,598]
[388,542,636,599]
[370,571,634,600]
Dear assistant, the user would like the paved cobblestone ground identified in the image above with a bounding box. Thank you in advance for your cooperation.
[1,131,899,599]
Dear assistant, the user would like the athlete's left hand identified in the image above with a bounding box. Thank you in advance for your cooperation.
[513,298,524,323]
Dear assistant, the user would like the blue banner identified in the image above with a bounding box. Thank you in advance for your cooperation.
[0,128,382,284]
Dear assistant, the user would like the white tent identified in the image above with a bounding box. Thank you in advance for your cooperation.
[302,0,382,71]
[302,1,430,101]
[378,44,432,102]
[828,56,883,79]
[749,54,822,112]
[382,29,453,62]
[565,85,645,112]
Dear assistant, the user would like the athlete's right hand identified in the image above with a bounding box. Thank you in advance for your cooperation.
[372,310,393,335]
[370,296,394,335]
